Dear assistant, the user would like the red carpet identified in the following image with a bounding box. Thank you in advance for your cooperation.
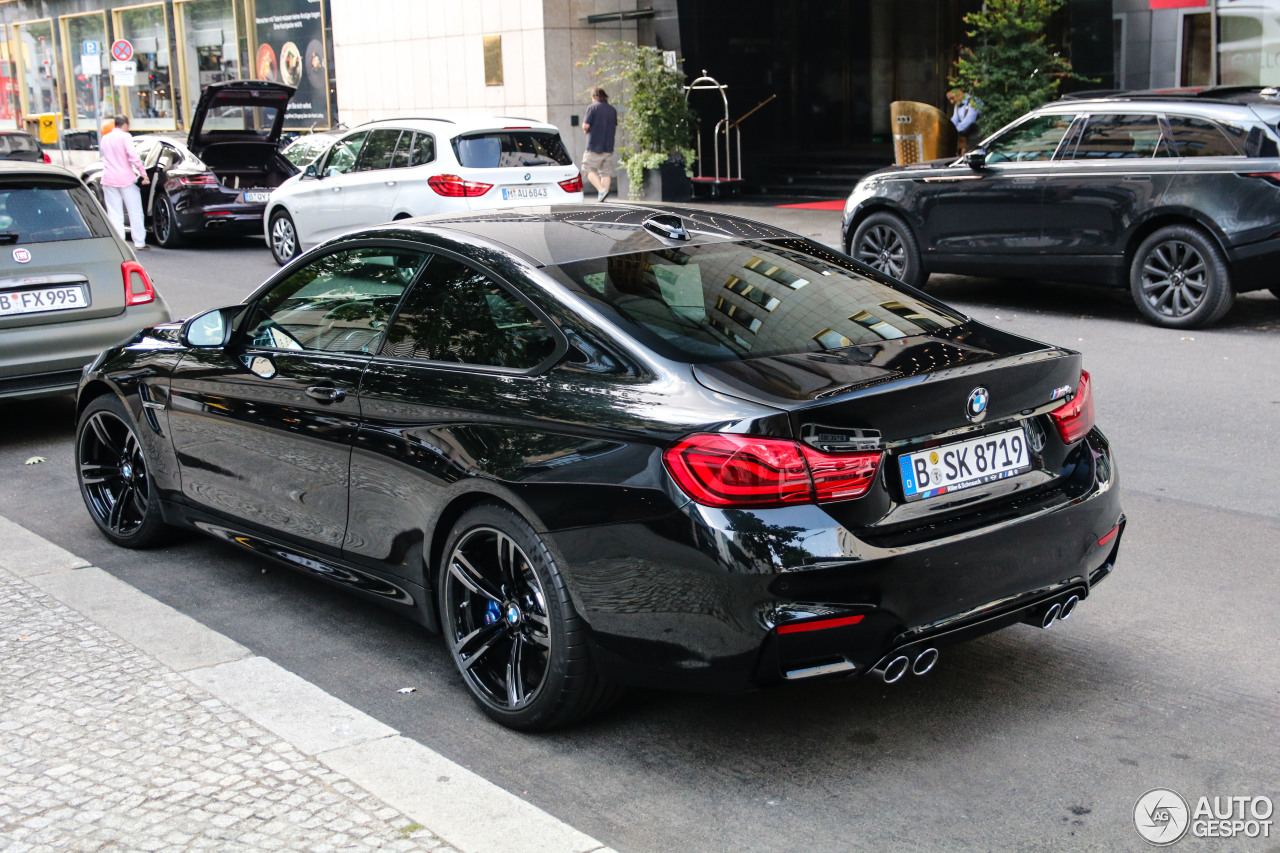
[775,200,846,210]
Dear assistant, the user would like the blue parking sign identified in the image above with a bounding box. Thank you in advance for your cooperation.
[82,40,99,56]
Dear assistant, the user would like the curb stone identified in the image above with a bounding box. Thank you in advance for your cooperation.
[0,514,616,853]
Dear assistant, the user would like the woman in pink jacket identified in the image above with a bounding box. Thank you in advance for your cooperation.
[99,114,150,250]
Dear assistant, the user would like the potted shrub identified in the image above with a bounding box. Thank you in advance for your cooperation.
[581,42,697,201]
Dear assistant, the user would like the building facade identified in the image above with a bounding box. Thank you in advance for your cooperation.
[0,0,336,134]
[1115,0,1280,91]
[13,1,1278,188]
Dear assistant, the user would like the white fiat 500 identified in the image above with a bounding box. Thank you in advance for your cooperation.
[264,116,584,264]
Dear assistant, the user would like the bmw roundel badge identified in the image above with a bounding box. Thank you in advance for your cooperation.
[966,387,989,423]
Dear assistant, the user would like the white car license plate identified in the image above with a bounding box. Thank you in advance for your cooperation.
[502,186,548,200]
[898,427,1031,502]
[0,285,87,317]
[244,191,270,203]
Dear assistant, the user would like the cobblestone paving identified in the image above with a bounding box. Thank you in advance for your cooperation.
[0,570,459,852]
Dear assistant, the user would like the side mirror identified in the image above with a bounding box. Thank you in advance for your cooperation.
[181,305,241,348]
[304,163,319,179]
[963,147,987,170]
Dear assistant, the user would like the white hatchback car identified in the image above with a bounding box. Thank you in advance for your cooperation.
[264,116,584,264]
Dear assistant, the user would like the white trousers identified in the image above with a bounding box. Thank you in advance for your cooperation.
[103,184,146,249]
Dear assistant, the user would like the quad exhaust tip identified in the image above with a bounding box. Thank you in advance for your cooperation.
[1059,594,1080,620]
[877,648,939,683]
[912,647,939,676]
[1039,602,1062,629]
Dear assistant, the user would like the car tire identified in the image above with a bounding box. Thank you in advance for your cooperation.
[850,211,927,288]
[76,394,173,549]
[1129,225,1233,329]
[268,209,300,266]
[152,194,185,248]
[438,503,622,731]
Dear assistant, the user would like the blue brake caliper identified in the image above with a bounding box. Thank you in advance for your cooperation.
[483,600,501,625]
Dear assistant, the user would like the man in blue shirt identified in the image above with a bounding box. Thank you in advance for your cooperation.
[948,89,982,155]
[583,87,618,202]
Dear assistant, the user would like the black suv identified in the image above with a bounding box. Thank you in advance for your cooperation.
[842,88,1280,328]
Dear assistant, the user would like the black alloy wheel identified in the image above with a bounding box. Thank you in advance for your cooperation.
[850,211,926,288]
[152,194,185,248]
[439,504,620,730]
[1130,225,1233,329]
[269,209,299,265]
[76,395,171,548]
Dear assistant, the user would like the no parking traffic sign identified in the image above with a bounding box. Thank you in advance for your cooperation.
[110,39,132,63]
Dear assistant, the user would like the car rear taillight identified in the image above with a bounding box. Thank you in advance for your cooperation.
[122,261,155,306]
[41,151,51,164]
[558,173,583,193]
[178,173,219,186]
[1245,172,1280,187]
[664,433,882,509]
[427,174,493,197]
[1049,370,1094,444]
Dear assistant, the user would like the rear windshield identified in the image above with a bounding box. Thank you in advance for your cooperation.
[552,239,966,363]
[453,131,573,168]
[0,134,39,155]
[202,104,280,134]
[0,182,112,244]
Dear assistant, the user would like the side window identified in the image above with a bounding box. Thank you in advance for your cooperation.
[410,132,436,167]
[390,131,414,168]
[1166,116,1243,157]
[356,129,402,171]
[246,247,425,354]
[380,255,556,369]
[156,144,182,170]
[1070,114,1169,159]
[323,131,368,176]
[983,114,1076,163]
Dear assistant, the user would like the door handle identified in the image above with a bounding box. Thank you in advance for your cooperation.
[305,385,346,403]
[1122,175,1151,182]
[385,181,396,187]
[331,186,342,192]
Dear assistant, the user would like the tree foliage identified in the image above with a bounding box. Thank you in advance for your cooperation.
[950,0,1085,138]
[581,41,697,195]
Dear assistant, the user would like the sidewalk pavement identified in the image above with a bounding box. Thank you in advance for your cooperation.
[0,515,615,853]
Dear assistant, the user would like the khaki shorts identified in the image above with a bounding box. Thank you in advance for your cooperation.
[582,150,614,179]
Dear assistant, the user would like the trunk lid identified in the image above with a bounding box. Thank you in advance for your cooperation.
[0,174,128,330]
[187,80,295,160]
[450,128,580,207]
[692,323,1087,531]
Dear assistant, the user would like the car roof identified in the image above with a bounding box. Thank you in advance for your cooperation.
[0,160,83,180]
[336,204,797,268]
[353,114,561,135]
[1038,88,1280,122]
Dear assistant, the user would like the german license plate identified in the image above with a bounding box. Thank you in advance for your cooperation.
[0,285,87,317]
[502,186,548,200]
[898,427,1031,502]
[244,191,270,203]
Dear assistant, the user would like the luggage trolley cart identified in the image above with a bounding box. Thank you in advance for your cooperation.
[685,73,743,199]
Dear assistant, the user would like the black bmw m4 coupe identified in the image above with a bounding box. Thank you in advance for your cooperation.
[74,205,1124,730]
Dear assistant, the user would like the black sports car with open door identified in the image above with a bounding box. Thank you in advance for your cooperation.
[82,81,298,247]
[74,205,1124,730]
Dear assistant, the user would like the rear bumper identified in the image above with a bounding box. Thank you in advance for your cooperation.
[178,203,266,235]
[0,298,172,400]
[550,428,1122,693]
[1226,233,1280,292]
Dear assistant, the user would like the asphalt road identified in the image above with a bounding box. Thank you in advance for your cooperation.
[3,211,1279,852]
